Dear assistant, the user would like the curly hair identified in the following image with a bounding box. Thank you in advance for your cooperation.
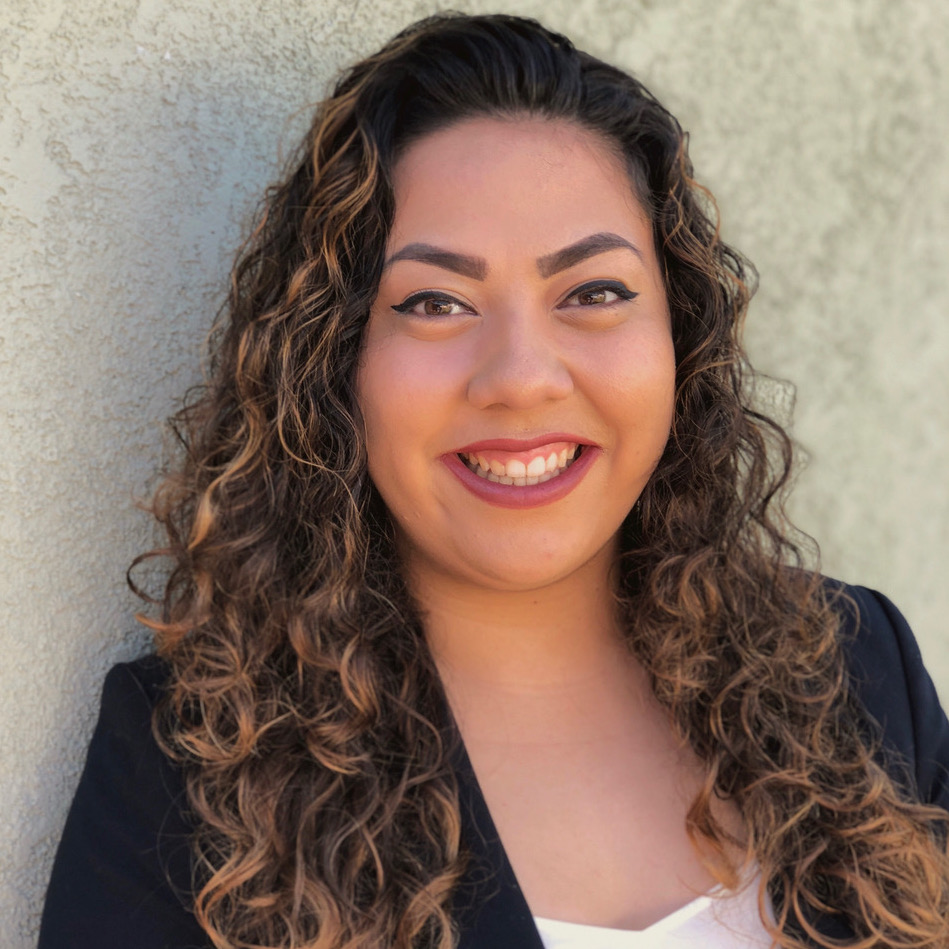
[134,12,949,948]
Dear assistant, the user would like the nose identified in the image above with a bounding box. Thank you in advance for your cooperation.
[465,311,574,410]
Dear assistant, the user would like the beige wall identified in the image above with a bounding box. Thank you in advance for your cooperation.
[2,0,946,942]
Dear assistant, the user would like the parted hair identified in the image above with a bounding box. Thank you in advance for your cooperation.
[135,12,949,948]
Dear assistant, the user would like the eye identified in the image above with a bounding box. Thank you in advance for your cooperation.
[391,291,474,318]
[562,280,637,307]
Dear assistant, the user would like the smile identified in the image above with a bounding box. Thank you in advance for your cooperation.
[443,436,597,509]
[459,444,580,485]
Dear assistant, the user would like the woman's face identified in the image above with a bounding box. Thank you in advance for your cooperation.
[357,116,675,592]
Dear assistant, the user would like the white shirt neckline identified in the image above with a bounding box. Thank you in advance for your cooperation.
[532,871,773,948]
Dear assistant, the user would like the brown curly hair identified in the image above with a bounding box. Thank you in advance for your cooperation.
[134,12,949,948]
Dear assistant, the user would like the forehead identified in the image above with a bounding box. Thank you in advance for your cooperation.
[388,116,650,252]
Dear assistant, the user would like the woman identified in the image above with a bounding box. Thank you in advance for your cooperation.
[40,12,949,949]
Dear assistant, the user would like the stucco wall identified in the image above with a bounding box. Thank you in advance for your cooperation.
[2,1,946,943]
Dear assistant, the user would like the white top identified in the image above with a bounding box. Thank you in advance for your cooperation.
[533,876,773,949]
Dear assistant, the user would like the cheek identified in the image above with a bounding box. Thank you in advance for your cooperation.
[356,339,401,490]
[358,330,470,432]
[356,334,461,506]
[596,329,676,419]
[358,364,406,491]
[601,340,676,482]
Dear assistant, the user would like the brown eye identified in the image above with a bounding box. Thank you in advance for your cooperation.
[424,299,457,316]
[562,281,637,309]
[391,292,473,318]
[577,288,609,305]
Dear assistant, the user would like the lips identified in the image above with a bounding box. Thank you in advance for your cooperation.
[443,435,598,509]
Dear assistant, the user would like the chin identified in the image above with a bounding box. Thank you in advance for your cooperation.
[443,535,617,594]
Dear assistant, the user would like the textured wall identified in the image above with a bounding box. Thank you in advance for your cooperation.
[2,1,946,943]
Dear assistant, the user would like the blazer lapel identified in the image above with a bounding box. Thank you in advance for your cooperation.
[451,740,545,949]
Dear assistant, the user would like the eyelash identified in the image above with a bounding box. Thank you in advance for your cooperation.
[390,291,471,317]
[390,280,637,317]
[563,280,638,307]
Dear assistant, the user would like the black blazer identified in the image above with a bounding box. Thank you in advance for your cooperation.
[38,584,949,949]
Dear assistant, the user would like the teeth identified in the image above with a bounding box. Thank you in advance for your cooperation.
[461,445,581,485]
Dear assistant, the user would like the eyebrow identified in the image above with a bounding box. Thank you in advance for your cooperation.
[384,244,487,280]
[536,232,644,278]
[383,232,644,281]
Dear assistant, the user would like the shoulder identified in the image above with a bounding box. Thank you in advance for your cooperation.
[827,580,949,810]
[39,655,208,948]
[86,656,181,802]
[99,653,172,719]
[67,654,180,806]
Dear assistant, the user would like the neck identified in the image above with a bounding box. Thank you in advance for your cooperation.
[410,542,638,707]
